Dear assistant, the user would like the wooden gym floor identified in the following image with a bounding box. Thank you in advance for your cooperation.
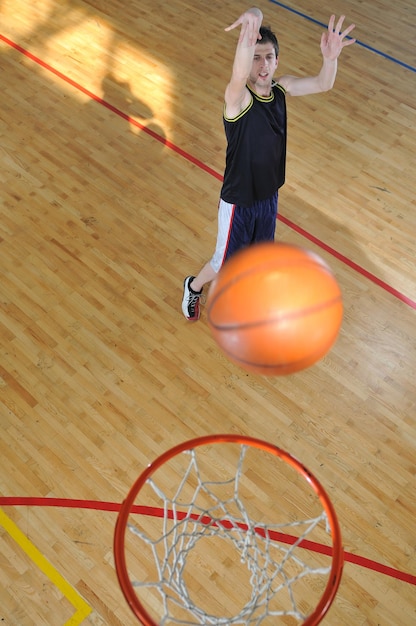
[0,0,415,624]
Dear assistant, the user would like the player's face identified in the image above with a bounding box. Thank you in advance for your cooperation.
[248,43,278,93]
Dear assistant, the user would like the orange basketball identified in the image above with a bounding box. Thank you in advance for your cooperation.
[207,242,343,376]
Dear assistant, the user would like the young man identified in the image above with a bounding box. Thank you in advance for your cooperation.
[182,7,355,321]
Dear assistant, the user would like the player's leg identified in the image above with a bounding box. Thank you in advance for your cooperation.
[252,191,278,243]
[182,199,238,321]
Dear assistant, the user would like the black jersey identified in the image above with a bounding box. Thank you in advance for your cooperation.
[220,83,287,209]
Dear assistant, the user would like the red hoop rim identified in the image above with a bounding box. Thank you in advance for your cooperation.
[114,434,344,625]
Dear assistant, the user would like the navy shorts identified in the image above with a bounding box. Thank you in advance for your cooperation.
[210,192,278,272]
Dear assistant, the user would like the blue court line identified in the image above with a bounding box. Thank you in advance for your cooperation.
[269,0,416,73]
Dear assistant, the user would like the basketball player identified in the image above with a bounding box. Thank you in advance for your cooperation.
[182,7,355,320]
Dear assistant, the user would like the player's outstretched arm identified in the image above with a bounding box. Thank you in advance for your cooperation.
[224,7,263,117]
[279,15,356,97]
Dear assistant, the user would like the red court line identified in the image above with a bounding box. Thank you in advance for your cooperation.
[279,215,416,309]
[1,32,415,310]
[1,496,415,586]
[0,34,222,181]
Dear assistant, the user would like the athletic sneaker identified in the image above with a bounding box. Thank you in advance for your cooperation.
[182,276,202,321]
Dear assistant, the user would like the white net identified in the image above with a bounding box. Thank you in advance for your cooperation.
[119,441,341,625]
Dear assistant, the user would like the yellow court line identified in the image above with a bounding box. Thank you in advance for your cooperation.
[0,508,92,626]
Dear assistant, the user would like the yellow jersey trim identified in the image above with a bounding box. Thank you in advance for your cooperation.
[223,82,286,122]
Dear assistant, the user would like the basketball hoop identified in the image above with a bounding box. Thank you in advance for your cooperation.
[114,434,343,625]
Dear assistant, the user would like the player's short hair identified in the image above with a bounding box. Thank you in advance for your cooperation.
[258,26,279,57]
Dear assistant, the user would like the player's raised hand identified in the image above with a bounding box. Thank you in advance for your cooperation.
[225,7,263,46]
[321,15,356,60]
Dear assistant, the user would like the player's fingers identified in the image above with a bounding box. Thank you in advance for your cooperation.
[224,18,242,32]
[342,35,356,47]
[247,24,260,45]
[334,15,346,34]
[327,14,335,32]
[341,23,356,39]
